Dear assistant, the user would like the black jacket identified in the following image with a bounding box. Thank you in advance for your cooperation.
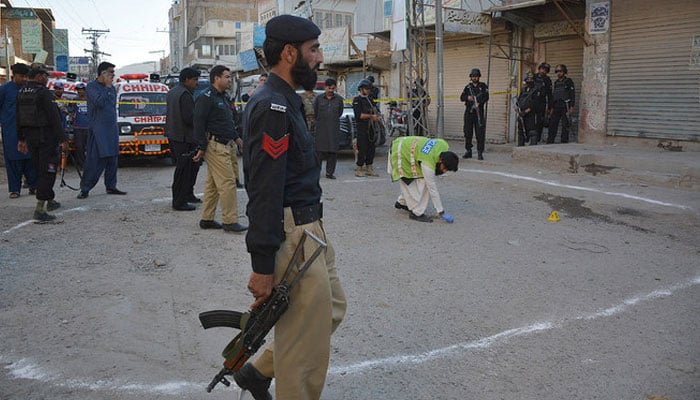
[193,85,239,151]
[242,73,322,275]
[165,83,198,144]
[460,82,489,112]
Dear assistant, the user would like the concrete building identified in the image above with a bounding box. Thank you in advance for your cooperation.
[0,1,58,79]
[355,0,700,149]
[168,0,257,73]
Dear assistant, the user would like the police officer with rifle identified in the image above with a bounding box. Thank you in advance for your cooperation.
[547,64,576,144]
[237,15,347,400]
[460,68,489,160]
[516,72,540,146]
[533,62,553,144]
[16,65,66,222]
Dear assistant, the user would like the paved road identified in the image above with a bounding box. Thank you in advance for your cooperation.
[1,149,698,399]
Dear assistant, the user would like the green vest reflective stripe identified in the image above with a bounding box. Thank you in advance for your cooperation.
[390,136,449,181]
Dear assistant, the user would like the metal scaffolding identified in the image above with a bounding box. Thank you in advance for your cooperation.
[403,0,430,136]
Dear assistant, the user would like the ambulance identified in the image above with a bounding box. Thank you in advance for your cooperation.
[114,73,170,158]
[47,71,80,98]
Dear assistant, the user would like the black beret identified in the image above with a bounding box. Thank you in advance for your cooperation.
[11,63,29,75]
[266,14,321,43]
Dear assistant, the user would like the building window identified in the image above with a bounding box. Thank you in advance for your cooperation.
[325,12,332,28]
[336,14,342,28]
[236,22,241,29]
[314,12,323,26]
[345,15,352,29]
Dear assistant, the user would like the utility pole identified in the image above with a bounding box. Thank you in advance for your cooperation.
[82,28,110,78]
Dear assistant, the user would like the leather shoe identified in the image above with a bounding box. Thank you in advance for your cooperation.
[106,188,127,195]
[222,222,248,233]
[199,220,223,229]
[409,212,433,223]
[188,196,202,203]
[463,150,472,159]
[77,191,89,199]
[173,203,196,211]
[326,174,336,179]
[46,199,61,211]
[478,152,484,160]
[33,210,56,222]
[394,201,409,211]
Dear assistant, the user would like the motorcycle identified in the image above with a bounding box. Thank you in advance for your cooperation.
[387,101,407,137]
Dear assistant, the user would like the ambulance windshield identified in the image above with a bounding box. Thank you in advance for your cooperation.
[119,93,167,117]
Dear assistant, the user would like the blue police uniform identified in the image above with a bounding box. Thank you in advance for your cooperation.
[80,79,120,194]
[0,80,37,194]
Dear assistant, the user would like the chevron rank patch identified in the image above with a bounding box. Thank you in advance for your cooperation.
[270,103,287,112]
[263,133,289,159]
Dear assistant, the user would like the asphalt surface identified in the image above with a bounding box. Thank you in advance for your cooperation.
[1,147,698,400]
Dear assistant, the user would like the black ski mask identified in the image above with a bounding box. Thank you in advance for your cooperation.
[292,45,318,91]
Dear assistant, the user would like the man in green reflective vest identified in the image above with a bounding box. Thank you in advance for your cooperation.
[388,136,459,223]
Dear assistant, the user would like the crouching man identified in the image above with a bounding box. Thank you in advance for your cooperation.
[388,136,459,223]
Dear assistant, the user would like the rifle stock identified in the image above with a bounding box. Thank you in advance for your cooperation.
[199,229,327,393]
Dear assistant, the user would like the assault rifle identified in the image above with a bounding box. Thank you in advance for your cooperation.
[467,85,484,128]
[199,229,327,393]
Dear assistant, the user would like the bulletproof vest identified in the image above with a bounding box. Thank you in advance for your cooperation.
[553,78,573,102]
[517,87,534,110]
[16,84,49,128]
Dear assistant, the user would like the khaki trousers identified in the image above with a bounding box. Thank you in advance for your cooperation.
[252,208,346,400]
[201,140,238,224]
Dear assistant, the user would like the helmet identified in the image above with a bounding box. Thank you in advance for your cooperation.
[538,62,550,72]
[53,81,64,89]
[469,68,481,77]
[357,79,372,89]
[75,82,86,90]
[555,64,568,73]
[366,75,375,83]
[523,72,535,81]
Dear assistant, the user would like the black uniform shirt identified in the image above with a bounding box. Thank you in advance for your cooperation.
[242,72,322,275]
[459,82,489,111]
[193,85,238,151]
[533,74,552,111]
[352,95,376,134]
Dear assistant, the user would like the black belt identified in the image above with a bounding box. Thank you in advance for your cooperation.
[208,133,234,146]
[291,203,323,226]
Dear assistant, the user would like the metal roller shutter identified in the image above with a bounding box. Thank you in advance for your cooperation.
[607,0,700,140]
[544,37,584,141]
[428,36,510,143]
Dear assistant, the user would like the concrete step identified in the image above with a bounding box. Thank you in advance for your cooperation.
[510,144,700,190]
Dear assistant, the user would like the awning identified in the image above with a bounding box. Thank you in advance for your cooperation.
[485,0,546,13]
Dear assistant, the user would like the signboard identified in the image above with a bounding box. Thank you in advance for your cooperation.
[253,25,266,47]
[535,20,584,39]
[21,19,42,54]
[239,49,258,72]
[589,2,609,34]
[53,29,69,67]
[444,9,491,35]
[3,8,36,19]
[34,49,48,64]
[319,26,349,64]
[69,56,90,65]
[56,55,69,72]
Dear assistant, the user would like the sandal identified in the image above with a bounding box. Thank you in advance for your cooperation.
[9,192,20,198]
